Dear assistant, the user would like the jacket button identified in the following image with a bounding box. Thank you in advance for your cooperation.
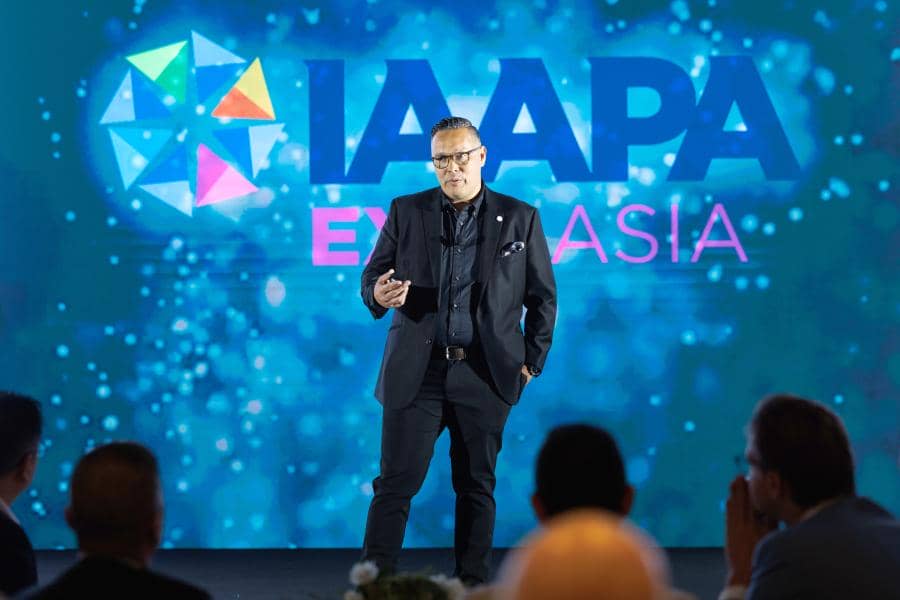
[425,338,432,344]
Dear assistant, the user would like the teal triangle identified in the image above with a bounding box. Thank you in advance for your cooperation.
[100,71,136,124]
[140,181,194,216]
[109,129,150,189]
[132,71,172,118]
[248,123,284,176]
[213,128,253,176]
[108,127,172,164]
[724,102,747,131]
[191,31,245,67]
[196,64,243,101]
[142,145,189,185]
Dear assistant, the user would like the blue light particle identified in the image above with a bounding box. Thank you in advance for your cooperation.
[828,177,851,198]
[56,345,69,358]
[52,151,61,160]
[51,394,62,405]
[668,22,682,34]
[65,211,76,222]
[878,180,890,192]
[86,362,96,371]
[96,385,111,399]
[755,275,770,290]
[699,19,712,32]
[109,255,119,265]
[50,132,61,143]
[762,223,776,236]
[834,394,844,404]
[57,302,66,312]
[76,87,86,98]
[821,189,832,201]
[107,216,117,227]
[788,207,803,221]
[742,37,753,48]
[102,415,119,431]
[834,135,844,145]
[707,263,723,282]
[104,325,114,335]
[684,421,696,432]
[79,415,90,425]
[41,111,50,120]
[741,214,759,233]
[850,133,863,145]
[892,48,900,62]
[649,394,662,407]
[813,67,835,95]
[680,330,697,345]
[844,85,853,95]
[124,333,137,346]
[735,276,749,291]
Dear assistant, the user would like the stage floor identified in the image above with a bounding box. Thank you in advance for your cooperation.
[36,547,725,599]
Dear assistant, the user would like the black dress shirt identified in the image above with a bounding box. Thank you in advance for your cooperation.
[435,186,484,349]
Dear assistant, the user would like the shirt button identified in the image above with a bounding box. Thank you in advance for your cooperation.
[454,276,460,281]
[450,331,456,336]
[425,338,432,344]
[453,303,459,309]
[455,248,462,254]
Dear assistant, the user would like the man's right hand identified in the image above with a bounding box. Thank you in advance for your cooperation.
[374,268,412,309]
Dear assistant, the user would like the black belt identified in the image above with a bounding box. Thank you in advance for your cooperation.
[433,345,467,361]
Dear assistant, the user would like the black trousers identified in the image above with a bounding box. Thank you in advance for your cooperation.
[362,352,513,584]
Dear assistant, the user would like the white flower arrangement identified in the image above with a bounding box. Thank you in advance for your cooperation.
[349,560,380,586]
[344,561,467,599]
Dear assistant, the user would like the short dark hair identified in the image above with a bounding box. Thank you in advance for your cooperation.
[69,442,161,545]
[535,424,627,517]
[0,392,42,476]
[750,394,855,508]
[430,116,481,141]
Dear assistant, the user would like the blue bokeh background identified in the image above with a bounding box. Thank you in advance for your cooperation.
[0,0,897,548]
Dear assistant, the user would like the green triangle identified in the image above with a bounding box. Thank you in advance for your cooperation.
[127,40,187,81]
[155,44,190,104]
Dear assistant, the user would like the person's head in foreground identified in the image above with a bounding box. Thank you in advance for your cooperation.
[744,393,855,523]
[0,392,42,507]
[498,510,669,600]
[430,116,487,203]
[532,424,634,521]
[66,441,164,565]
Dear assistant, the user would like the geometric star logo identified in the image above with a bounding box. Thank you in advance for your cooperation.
[99,31,283,217]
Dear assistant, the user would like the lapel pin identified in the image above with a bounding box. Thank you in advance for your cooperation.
[496,215,503,222]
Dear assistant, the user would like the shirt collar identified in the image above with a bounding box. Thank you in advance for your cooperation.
[441,183,485,216]
[0,497,19,525]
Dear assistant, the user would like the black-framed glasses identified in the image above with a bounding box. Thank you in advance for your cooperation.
[431,145,483,169]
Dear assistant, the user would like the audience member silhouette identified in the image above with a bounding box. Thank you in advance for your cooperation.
[0,392,41,596]
[722,394,900,600]
[24,442,210,599]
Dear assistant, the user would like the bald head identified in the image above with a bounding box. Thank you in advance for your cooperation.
[499,511,668,600]
[67,442,162,560]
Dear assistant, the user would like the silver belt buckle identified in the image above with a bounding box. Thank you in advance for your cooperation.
[445,346,465,360]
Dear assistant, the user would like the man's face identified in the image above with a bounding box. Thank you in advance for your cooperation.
[744,434,780,518]
[431,128,486,202]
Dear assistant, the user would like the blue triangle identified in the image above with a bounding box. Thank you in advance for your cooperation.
[109,129,150,189]
[191,31,245,67]
[108,127,172,163]
[100,71,136,124]
[132,72,172,119]
[213,128,253,176]
[140,181,194,216]
[196,64,243,102]
[142,145,189,184]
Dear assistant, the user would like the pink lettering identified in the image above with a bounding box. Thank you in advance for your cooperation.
[614,204,658,263]
[311,207,359,266]
[552,204,608,264]
[691,203,747,262]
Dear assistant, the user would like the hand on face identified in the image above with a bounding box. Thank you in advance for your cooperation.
[724,475,777,586]
[374,268,411,309]
[431,128,486,203]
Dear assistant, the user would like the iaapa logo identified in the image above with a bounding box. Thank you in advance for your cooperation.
[99,31,284,216]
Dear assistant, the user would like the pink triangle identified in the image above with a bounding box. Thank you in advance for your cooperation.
[196,143,230,202]
[196,158,258,207]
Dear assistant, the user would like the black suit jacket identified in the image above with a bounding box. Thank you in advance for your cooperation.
[748,497,900,599]
[0,511,36,596]
[362,186,557,407]
[22,556,210,600]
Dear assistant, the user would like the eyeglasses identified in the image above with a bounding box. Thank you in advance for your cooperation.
[431,145,483,169]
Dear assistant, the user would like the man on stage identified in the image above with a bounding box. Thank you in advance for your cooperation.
[360,116,557,585]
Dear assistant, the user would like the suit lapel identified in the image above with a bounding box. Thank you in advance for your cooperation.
[477,187,505,307]
[420,188,442,287]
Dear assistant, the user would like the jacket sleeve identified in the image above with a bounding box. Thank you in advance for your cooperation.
[360,198,399,320]
[523,207,557,370]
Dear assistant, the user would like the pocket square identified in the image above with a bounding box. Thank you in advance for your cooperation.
[501,241,526,257]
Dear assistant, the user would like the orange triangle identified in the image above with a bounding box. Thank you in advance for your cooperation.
[212,87,274,120]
